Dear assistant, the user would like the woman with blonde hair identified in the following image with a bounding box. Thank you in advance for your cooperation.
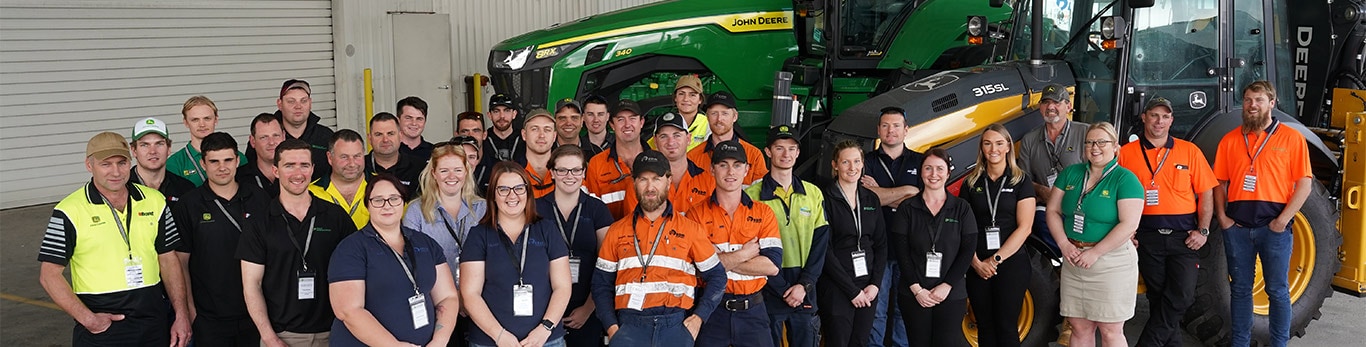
[403,142,487,346]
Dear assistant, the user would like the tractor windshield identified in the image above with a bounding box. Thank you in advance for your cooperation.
[1125,0,1223,137]
[1009,0,1122,124]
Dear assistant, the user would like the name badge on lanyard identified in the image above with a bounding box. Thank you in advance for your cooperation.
[409,294,429,329]
[125,257,144,288]
[1145,188,1160,206]
[297,270,316,300]
[1242,169,1258,192]
[925,252,943,278]
[852,251,869,278]
[568,256,582,284]
[513,284,535,316]
[1072,210,1087,235]
[984,227,1002,250]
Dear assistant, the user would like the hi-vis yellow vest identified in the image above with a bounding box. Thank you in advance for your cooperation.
[55,183,168,294]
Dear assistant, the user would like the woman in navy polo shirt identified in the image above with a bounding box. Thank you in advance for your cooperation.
[329,174,461,346]
[461,162,572,347]
[535,145,614,347]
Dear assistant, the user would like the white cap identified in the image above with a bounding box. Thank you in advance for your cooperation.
[132,117,168,141]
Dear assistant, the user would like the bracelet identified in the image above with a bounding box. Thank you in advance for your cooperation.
[495,329,504,342]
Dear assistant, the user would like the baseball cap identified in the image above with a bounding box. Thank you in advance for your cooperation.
[1144,96,1173,112]
[132,117,169,141]
[489,93,516,109]
[654,112,687,133]
[279,79,311,98]
[525,108,553,124]
[87,132,131,160]
[704,91,737,110]
[1040,84,1070,103]
[555,98,582,113]
[768,124,797,143]
[675,74,703,93]
[583,94,609,105]
[632,150,671,178]
[613,99,642,116]
[711,139,748,165]
[450,135,479,147]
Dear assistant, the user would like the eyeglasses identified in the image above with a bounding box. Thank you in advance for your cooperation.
[368,196,404,207]
[552,167,586,176]
[1084,140,1115,147]
[496,184,528,197]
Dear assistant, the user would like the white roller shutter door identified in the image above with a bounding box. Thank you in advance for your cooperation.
[0,0,336,208]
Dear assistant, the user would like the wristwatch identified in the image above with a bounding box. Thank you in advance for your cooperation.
[540,319,555,331]
[1199,228,1210,236]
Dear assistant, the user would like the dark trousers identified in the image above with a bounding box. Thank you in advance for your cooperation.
[608,310,692,347]
[768,309,819,347]
[696,293,774,347]
[191,316,259,347]
[817,283,876,347]
[564,311,605,347]
[965,254,1030,347]
[448,314,474,347]
[1136,231,1199,347]
[72,314,169,347]
[899,295,968,347]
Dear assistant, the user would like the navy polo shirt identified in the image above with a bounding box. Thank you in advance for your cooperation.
[461,219,569,344]
[535,192,614,310]
[327,226,446,346]
[865,146,925,222]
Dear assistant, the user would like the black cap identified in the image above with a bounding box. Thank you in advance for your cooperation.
[711,139,748,165]
[704,91,737,110]
[613,99,642,116]
[450,135,479,147]
[583,94,609,105]
[554,98,582,113]
[654,112,687,133]
[489,93,516,109]
[1144,96,1173,112]
[632,150,671,177]
[768,124,797,143]
[1040,84,1071,103]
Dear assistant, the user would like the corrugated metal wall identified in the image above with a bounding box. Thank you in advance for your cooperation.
[0,0,336,209]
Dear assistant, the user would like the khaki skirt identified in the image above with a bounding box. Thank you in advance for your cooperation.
[1059,241,1138,322]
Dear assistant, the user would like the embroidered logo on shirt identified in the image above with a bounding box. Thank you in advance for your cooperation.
[202,213,213,221]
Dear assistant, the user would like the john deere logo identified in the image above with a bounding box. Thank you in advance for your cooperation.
[202,213,212,221]
[561,98,573,103]
[662,113,675,121]
[778,125,790,132]
[1101,190,1111,197]
[145,119,155,124]
[946,218,958,223]
[92,216,101,223]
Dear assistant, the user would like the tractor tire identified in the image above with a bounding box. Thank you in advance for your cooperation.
[961,247,1060,347]
[1184,182,1342,346]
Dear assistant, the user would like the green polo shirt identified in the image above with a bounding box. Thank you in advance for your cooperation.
[166,143,248,186]
[1056,158,1144,243]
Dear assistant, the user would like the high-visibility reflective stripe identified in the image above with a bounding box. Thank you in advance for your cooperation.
[596,258,618,272]
[726,272,766,281]
[695,254,720,272]
[600,191,626,204]
[615,255,697,275]
[615,281,697,298]
[758,237,783,249]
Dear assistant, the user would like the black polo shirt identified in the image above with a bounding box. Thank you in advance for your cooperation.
[364,152,423,199]
[484,129,525,163]
[175,184,271,320]
[892,195,978,301]
[236,196,356,333]
[535,192,614,310]
[399,138,435,163]
[577,134,607,160]
[235,162,280,198]
[958,172,1036,258]
[130,166,196,203]
[864,146,925,225]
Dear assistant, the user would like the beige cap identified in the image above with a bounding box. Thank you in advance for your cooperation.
[87,131,131,160]
[675,74,703,93]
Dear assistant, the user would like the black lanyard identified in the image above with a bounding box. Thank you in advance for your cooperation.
[376,231,421,295]
[982,175,1007,228]
[552,199,583,256]
[609,158,629,184]
[213,199,244,232]
[1242,119,1279,166]
[1140,140,1173,187]
[437,206,466,248]
[1076,162,1119,211]
[282,215,318,271]
[1045,122,1072,171]
[491,136,521,160]
[926,201,946,253]
[330,192,362,217]
[99,194,135,259]
[630,216,669,283]
[836,186,864,252]
[497,225,532,285]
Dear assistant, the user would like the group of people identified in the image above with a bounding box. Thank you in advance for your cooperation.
[38,76,1312,347]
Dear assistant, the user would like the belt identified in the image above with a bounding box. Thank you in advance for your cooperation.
[722,292,761,311]
[1068,238,1097,248]
[1138,228,1180,235]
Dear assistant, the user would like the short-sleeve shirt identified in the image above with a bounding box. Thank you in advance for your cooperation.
[328,226,447,346]
[235,162,281,198]
[647,113,710,151]
[1211,119,1313,227]
[460,219,569,345]
[130,166,197,203]
[364,152,424,200]
[165,143,248,187]
[685,194,782,295]
[1118,136,1219,231]
[309,176,370,229]
[402,198,487,271]
[535,191,614,309]
[524,162,556,198]
[175,184,271,320]
[236,196,357,333]
[595,205,721,312]
[1055,159,1145,242]
[399,139,435,163]
[1018,121,1089,188]
[958,171,1036,257]
[687,139,769,185]
[585,145,637,219]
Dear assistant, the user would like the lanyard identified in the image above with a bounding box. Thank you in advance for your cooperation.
[609,158,629,184]
[927,203,946,253]
[1045,122,1072,171]
[552,199,583,256]
[1075,162,1119,211]
[529,169,553,191]
[630,216,669,283]
[212,199,244,232]
[376,231,421,295]
[982,175,1006,227]
[1242,119,1279,166]
[878,155,897,181]
[498,225,532,285]
[330,194,362,217]
[837,187,864,252]
[100,195,135,259]
[283,215,318,271]
[437,207,466,248]
[1140,140,1173,187]
[491,136,521,160]
[186,144,208,182]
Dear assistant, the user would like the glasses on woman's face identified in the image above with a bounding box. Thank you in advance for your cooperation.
[496,184,529,197]
[368,195,404,208]
[552,167,586,176]
[1084,140,1114,148]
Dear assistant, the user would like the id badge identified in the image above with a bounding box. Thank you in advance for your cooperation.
[513,284,534,316]
[851,251,869,278]
[925,252,943,278]
[124,257,144,288]
[984,227,1002,250]
[568,256,581,284]
[1145,189,1160,206]
[1046,172,1059,188]
[1072,212,1086,235]
[409,294,429,329]
[298,271,316,300]
[627,292,645,310]
[1242,174,1257,192]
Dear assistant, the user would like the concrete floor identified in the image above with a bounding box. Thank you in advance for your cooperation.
[2,202,1362,346]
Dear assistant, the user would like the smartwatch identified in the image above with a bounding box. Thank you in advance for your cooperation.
[540,319,555,331]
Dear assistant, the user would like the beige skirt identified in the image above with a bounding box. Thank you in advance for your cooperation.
[1059,241,1138,322]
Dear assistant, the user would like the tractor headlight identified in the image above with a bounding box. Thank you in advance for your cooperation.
[1100,16,1126,40]
[966,16,986,37]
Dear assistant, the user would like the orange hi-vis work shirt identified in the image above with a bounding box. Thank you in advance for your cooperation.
[586,146,636,219]
[685,194,783,295]
[1118,136,1219,231]
[524,161,555,198]
[1212,119,1313,227]
[593,203,725,321]
[687,138,769,186]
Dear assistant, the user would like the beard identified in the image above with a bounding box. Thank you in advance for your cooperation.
[1242,110,1270,133]
[638,192,666,212]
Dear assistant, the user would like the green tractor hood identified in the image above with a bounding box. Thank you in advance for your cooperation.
[493,0,793,51]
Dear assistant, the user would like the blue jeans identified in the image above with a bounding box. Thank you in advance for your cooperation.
[607,311,693,347]
[769,310,820,347]
[868,261,908,347]
[471,337,565,347]
[1224,225,1292,347]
